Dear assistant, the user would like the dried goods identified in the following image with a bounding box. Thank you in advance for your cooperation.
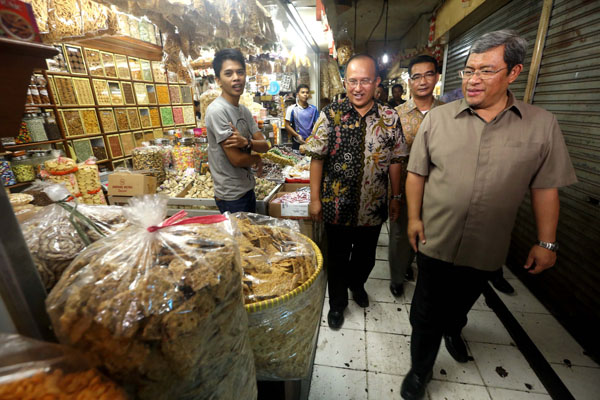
[255,177,278,200]
[121,81,136,104]
[107,135,123,158]
[108,81,123,104]
[92,145,107,160]
[184,172,214,199]
[157,170,194,197]
[152,61,166,82]
[129,57,142,80]
[54,76,77,105]
[92,79,111,105]
[102,51,117,77]
[80,109,100,134]
[169,85,181,103]
[76,162,106,205]
[44,157,80,198]
[46,197,257,399]
[139,108,151,128]
[140,59,153,81]
[173,106,184,125]
[132,146,165,183]
[160,107,174,126]
[64,45,87,74]
[149,107,161,127]
[156,84,170,104]
[72,78,94,105]
[46,2,82,42]
[115,54,130,79]
[199,88,220,126]
[180,85,193,103]
[114,109,129,130]
[61,110,84,136]
[127,108,141,129]
[84,48,104,76]
[120,133,135,155]
[98,109,117,133]
[134,82,149,104]
[146,84,157,103]
[12,164,35,182]
[72,139,94,162]
[183,105,195,125]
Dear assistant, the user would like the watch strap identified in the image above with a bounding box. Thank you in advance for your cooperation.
[537,240,558,252]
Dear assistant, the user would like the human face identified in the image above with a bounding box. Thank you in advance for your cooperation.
[216,59,246,101]
[392,86,403,102]
[462,45,521,111]
[345,58,380,112]
[297,88,310,103]
[375,87,387,102]
[408,62,439,100]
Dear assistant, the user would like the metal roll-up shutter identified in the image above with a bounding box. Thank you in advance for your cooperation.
[443,0,542,99]
[507,0,600,360]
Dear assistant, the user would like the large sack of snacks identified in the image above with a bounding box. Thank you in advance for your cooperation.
[20,202,128,291]
[0,333,128,399]
[46,196,257,400]
[231,213,325,380]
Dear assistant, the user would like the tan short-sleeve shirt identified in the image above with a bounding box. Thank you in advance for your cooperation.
[407,91,577,270]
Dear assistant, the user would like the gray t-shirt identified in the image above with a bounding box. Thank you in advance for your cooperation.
[206,96,259,201]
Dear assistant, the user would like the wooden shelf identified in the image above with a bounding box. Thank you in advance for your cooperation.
[5,181,32,189]
[75,36,163,61]
[4,139,65,150]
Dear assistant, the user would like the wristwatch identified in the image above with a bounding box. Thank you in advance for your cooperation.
[537,240,559,252]
[391,195,402,201]
[245,137,253,151]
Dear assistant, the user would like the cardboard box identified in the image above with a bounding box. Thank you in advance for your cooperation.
[280,183,309,192]
[107,172,156,196]
[268,192,309,219]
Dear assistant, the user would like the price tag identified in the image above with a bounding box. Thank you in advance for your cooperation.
[281,202,309,217]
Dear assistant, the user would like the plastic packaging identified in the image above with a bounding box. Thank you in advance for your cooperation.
[46,196,258,400]
[75,159,107,205]
[43,111,62,140]
[132,145,166,183]
[229,213,325,380]
[0,157,17,186]
[20,201,128,290]
[43,156,82,200]
[24,113,48,142]
[0,333,128,399]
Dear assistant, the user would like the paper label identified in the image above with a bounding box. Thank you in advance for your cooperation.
[281,202,309,217]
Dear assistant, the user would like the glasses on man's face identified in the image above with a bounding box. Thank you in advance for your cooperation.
[459,67,508,80]
[409,71,436,81]
[345,78,375,88]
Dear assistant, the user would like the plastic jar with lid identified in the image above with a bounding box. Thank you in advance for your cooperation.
[172,137,196,171]
[24,113,48,142]
[194,137,208,169]
[11,153,35,183]
[132,146,165,183]
[154,138,173,169]
[43,112,62,140]
[28,149,52,178]
[0,156,17,186]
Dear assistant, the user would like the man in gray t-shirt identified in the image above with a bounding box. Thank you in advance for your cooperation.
[205,49,270,213]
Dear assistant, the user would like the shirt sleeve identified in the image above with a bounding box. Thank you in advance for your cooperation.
[312,106,319,125]
[303,111,329,159]
[205,106,233,145]
[285,105,293,122]
[406,112,431,176]
[530,114,578,188]
[391,113,410,163]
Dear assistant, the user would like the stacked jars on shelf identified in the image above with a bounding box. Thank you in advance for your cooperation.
[1,156,17,186]
[172,137,196,171]
[10,152,36,183]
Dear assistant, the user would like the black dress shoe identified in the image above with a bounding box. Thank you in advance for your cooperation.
[444,334,469,363]
[351,287,369,308]
[327,310,344,329]
[390,282,404,297]
[490,276,515,294]
[405,267,415,281]
[400,369,432,400]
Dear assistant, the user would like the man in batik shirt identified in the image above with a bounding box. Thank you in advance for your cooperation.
[305,54,409,329]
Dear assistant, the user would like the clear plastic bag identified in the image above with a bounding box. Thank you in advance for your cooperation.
[45,0,83,41]
[75,158,107,205]
[20,202,128,290]
[46,196,257,400]
[229,213,325,380]
[0,333,128,399]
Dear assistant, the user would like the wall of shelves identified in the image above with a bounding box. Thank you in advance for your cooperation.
[4,40,196,173]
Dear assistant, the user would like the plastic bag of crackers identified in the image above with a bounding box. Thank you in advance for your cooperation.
[228,213,325,380]
[0,333,128,399]
[20,201,129,291]
[46,195,258,400]
[42,156,82,202]
[75,158,107,205]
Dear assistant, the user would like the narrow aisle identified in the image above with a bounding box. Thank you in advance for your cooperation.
[309,222,600,400]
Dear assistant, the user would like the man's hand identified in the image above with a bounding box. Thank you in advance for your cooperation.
[407,218,426,252]
[309,200,322,222]
[223,122,249,148]
[254,157,263,177]
[524,245,556,274]
[296,135,306,144]
[389,199,400,222]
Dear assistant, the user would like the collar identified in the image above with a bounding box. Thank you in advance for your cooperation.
[455,90,523,119]
[295,101,310,109]
[340,96,381,118]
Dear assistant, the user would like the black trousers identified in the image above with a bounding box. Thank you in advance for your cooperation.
[409,252,494,373]
[325,223,382,311]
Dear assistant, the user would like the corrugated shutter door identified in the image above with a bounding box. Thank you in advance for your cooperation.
[443,0,542,99]
[507,0,600,358]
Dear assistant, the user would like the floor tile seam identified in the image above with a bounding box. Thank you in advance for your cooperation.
[313,362,368,373]
[464,339,517,346]
[464,339,492,395]
[549,361,600,370]
[365,330,411,338]
[319,325,366,333]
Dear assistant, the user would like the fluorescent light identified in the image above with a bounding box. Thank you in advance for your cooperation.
[382,53,389,64]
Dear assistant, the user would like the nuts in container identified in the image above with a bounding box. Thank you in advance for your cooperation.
[76,161,106,205]
[132,146,165,183]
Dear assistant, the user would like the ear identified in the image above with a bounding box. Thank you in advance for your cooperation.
[508,64,523,84]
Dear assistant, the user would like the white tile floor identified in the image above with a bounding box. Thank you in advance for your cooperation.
[309,223,600,400]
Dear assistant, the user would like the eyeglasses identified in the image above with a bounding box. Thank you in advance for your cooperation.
[345,79,375,88]
[409,71,437,81]
[459,67,508,80]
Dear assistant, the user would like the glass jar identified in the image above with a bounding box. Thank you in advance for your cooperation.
[194,137,208,170]
[11,153,35,183]
[43,112,61,140]
[28,149,52,178]
[172,137,196,171]
[0,156,17,186]
[24,113,48,142]
[154,138,173,169]
[132,146,165,183]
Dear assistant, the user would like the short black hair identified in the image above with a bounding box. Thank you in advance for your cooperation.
[392,84,403,92]
[296,84,310,93]
[212,48,246,78]
[408,55,439,75]
[344,54,379,79]
[378,83,386,89]
[193,100,200,107]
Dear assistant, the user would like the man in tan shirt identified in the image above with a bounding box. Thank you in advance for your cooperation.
[389,55,444,298]
[401,30,577,400]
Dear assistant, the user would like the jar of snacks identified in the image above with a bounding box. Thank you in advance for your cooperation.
[154,138,173,169]
[11,153,35,183]
[1,156,17,186]
[194,137,208,169]
[15,121,32,144]
[172,137,196,171]
[132,146,165,183]
[24,113,48,142]
[43,112,62,140]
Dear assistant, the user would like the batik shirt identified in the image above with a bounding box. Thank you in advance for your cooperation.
[304,98,408,227]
